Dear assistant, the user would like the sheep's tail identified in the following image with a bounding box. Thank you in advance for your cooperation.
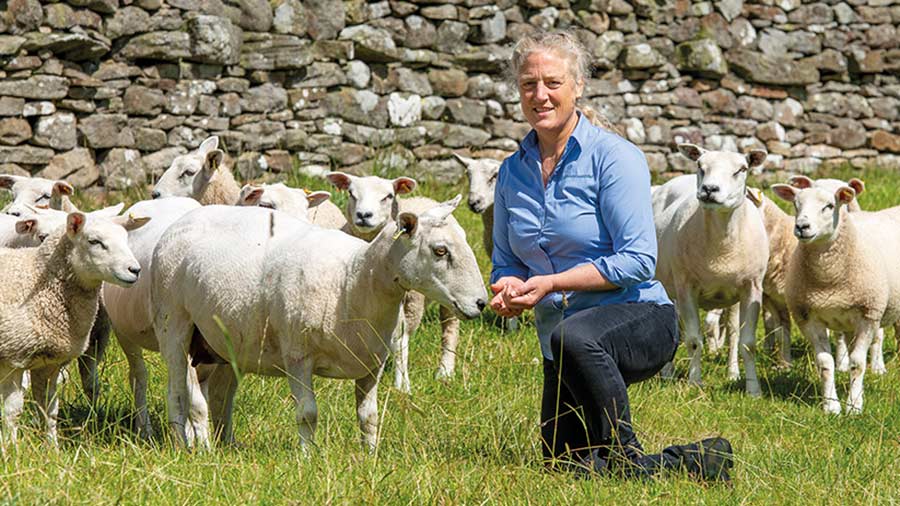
[581,104,624,137]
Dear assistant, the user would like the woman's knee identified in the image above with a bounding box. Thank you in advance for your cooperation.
[550,322,593,363]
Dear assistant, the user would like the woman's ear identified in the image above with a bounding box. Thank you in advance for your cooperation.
[575,78,584,99]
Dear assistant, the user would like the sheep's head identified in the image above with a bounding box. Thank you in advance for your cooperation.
[238,183,331,222]
[0,175,73,217]
[454,154,501,214]
[326,172,416,235]
[678,144,766,211]
[13,207,69,247]
[66,212,150,288]
[390,195,487,320]
[152,136,224,200]
[772,183,856,243]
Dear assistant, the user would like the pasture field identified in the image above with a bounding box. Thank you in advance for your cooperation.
[1,165,899,505]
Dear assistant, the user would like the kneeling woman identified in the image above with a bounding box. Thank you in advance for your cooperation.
[489,31,733,481]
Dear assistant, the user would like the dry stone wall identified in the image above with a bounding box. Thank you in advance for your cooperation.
[0,0,898,190]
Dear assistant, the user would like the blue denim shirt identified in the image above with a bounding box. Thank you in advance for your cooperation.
[490,113,672,359]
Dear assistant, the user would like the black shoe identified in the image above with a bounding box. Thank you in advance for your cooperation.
[677,437,734,483]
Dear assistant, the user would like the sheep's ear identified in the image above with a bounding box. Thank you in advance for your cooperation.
[203,149,224,175]
[240,186,264,206]
[677,143,705,161]
[52,181,73,197]
[0,175,23,190]
[452,153,474,167]
[835,186,856,205]
[788,175,813,189]
[325,171,352,191]
[67,212,86,237]
[112,214,151,231]
[848,178,865,196]
[198,136,219,155]
[396,212,418,238]
[746,150,767,170]
[92,202,124,218]
[306,190,331,208]
[771,184,798,202]
[15,218,36,234]
[426,194,462,223]
[392,177,417,195]
[745,187,764,207]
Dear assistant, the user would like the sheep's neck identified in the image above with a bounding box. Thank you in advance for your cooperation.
[198,167,241,206]
[345,223,408,332]
[699,201,751,251]
[29,235,100,364]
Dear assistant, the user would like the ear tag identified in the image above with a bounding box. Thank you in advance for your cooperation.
[392,228,405,240]
[303,188,312,195]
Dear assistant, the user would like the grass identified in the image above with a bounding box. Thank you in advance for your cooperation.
[2,164,900,504]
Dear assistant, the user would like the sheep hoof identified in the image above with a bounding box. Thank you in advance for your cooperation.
[746,384,762,398]
[871,364,887,375]
[727,369,740,382]
[823,400,841,415]
[434,367,453,382]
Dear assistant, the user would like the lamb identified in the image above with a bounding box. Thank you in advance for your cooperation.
[237,183,347,228]
[771,182,900,414]
[453,153,501,256]
[653,144,769,396]
[151,198,487,450]
[0,212,147,445]
[326,172,469,393]
[151,136,238,206]
[0,175,72,217]
[100,197,202,438]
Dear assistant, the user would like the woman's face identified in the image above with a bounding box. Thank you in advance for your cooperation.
[517,50,583,139]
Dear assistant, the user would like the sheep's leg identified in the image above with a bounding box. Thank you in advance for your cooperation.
[158,312,199,448]
[286,359,317,453]
[119,339,154,440]
[869,327,886,375]
[675,287,703,386]
[704,308,723,354]
[355,364,384,452]
[436,305,460,381]
[801,320,840,414]
[739,282,763,397]
[184,366,211,448]
[774,304,793,369]
[77,305,110,406]
[835,332,850,372]
[30,365,61,446]
[396,293,425,393]
[725,304,741,381]
[847,320,877,415]
[204,365,238,445]
[504,316,519,332]
[0,367,25,447]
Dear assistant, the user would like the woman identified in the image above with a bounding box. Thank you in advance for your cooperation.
[490,31,733,481]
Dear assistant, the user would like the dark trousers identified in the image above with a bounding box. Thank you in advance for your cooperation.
[541,303,678,464]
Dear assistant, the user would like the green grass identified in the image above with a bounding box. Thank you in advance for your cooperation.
[2,165,900,504]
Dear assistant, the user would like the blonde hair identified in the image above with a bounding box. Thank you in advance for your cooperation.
[508,31,622,136]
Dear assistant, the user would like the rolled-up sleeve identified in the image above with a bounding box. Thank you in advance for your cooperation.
[490,162,529,284]
[591,144,657,288]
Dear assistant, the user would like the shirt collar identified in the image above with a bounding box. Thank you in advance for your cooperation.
[520,111,592,163]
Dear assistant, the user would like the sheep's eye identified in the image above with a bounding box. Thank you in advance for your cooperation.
[823,203,835,212]
[382,193,394,202]
[180,169,197,179]
[433,246,448,257]
[348,190,356,200]
[489,173,498,183]
[734,166,748,176]
[38,233,48,242]
[36,194,50,202]
[259,202,276,210]
[88,239,107,249]
[9,211,20,217]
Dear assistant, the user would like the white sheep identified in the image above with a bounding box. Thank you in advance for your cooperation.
[151,198,487,450]
[0,175,72,217]
[0,212,147,445]
[453,153,501,256]
[325,172,468,392]
[237,183,347,228]
[152,136,238,205]
[101,197,202,439]
[771,182,900,414]
[654,145,769,396]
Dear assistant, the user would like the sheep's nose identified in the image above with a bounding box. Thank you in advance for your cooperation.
[468,199,482,211]
[700,184,719,195]
[356,211,373,219]
[128,265,141,276]
[8,211,19,217]
[795,223,810,235]
[476,298,487,312]
[151,190,161,199]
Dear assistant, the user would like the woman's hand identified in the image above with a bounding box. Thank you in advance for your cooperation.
[507,275,555,310]
[490,277,526,317]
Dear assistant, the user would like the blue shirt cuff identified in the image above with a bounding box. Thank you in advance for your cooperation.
[490,267,529,285]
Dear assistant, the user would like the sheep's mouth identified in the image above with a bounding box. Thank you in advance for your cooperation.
[353,219,377,231]
[452,300,483,320]
[795,231,816,241]
[468,201,487,214]
[114,273,139,286]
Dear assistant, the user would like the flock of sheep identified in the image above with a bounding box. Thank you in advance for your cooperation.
[0,134,893,451]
